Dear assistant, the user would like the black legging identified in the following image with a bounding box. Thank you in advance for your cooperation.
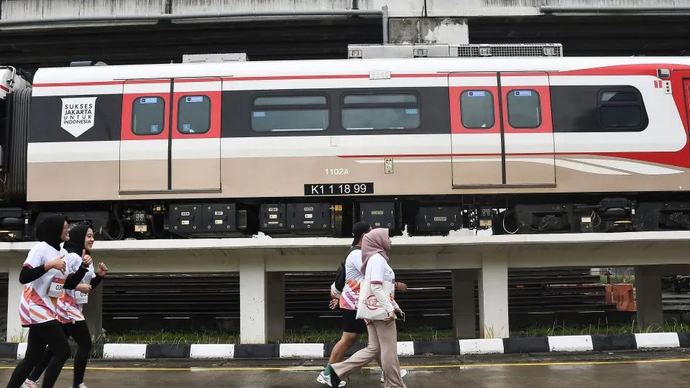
[5,320,71,388]
[28,321,93,388]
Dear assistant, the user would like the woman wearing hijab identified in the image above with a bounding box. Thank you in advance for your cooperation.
[22,223,108,388]
[325,228,407,388]
[5,215,72,388]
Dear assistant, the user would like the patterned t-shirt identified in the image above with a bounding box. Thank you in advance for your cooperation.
[19,242,67,326]
[56,252,95,323]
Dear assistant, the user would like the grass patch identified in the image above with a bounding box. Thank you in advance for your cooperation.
[599,274,636,284]
[104,327,457,344]
[511,320,690,337]
[102,320,690,344]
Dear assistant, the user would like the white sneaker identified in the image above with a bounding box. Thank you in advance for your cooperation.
[380,369,408,383]
[78,384,88,388]
[22,379,38,388]
[316,371,347,387]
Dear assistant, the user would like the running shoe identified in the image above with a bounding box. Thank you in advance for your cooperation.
[380,368,408,383]
[22,379,37,388]
[317,371,346,387]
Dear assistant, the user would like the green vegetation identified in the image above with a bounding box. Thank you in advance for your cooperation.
[100,321,690,344]
[599,274,636,284]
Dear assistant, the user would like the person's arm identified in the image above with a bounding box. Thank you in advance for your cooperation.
[329,282,340,310]
[63,265,88,289]
[369,257,395,313]
[90,275,103,289]
[330,282,341,299]
[19,246,65,284]
[91,262,108,289]
[19,265,48,284]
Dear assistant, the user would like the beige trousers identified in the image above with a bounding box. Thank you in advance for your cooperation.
[331,319,406,388]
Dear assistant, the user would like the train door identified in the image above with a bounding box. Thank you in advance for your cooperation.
[685,79,690,132]
[449,72,556,188]
[120,79,171,193]
[170,78,222,191]
[119,78,222,194]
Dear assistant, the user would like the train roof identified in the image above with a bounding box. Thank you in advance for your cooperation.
[32,56,690,85]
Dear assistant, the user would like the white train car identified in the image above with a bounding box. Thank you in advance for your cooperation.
[1,44,690,240]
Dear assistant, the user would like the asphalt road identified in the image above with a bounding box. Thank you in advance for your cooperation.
[2,350,690,387]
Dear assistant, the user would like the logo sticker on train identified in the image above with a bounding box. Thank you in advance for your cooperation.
[60,97,97,138]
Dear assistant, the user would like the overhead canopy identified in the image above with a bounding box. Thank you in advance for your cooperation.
[2,232,690,273]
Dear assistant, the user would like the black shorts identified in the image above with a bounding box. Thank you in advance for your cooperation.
[342,308,367,334]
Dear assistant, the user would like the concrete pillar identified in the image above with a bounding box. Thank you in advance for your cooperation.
[389,17,469,45]
[83,282,103,339]
[452,269,477,339]
[634,266,664,330]
[478,254,509,338]
[266,272,285,342]
[6,258,27,342]
[240,256,267,344]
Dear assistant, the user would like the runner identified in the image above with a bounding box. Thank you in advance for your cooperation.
[5,215,71,388]
[317,222,408,386]
[23,224,108,388]
[326,227,407,388]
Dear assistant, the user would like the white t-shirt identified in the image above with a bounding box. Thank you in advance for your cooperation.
[56,252,95,323]
[365,253,397,306]
[365,253,396,286]
[344,248,364,283]
[19,242,67,326]
[334,248,365,310]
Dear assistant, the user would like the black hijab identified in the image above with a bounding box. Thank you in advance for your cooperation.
[35,215,67,251]
[63,224,91,256]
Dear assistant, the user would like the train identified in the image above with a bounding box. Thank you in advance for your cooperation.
[1,43,690,241]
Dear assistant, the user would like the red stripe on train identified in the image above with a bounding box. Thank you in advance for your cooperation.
[338,151,690,169]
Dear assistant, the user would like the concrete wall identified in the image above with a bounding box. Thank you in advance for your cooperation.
[4,0,690,22]
[172,0,354,14]
[1,0,165,20]
[544,0,690,6]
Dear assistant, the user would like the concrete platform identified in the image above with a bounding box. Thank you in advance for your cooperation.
[2,332,688,361]
[1,350,690,387]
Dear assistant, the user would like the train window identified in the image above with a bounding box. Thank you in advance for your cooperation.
[599,90,643,128]
[341,93,420,130]
[460,90,495,129]
[551,86,648,133]
[506,89,541,129]
[551,85,649,132]
[178,95,211,134]
[132,96,165,135]
[251,95,329,132]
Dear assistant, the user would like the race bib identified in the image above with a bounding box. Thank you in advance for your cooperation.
[48,279,65,298]
[75,291,89,304]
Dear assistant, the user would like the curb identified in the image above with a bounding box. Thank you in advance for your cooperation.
[1,333,688,360]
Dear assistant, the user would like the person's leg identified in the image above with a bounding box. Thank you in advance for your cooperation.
[317,331,357,387]
[318,309,367,386]
[26,322,72,384]
[40,322,72,388]
[328,331,359,364]
[5,324,53,388]
[328,323,381,386]
[374,320,406,388]
[25,346,52,384]
[330,309,366,364]
[70,320,93,388]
